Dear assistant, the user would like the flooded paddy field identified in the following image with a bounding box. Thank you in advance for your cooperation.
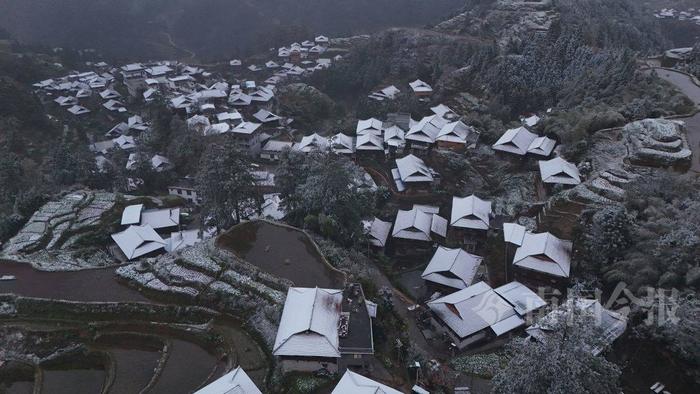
[217,220,344,288]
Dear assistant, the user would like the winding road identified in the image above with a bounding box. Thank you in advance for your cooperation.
[651,67,700,172]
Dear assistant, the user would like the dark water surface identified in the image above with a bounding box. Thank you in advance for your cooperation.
[218,221,342,287]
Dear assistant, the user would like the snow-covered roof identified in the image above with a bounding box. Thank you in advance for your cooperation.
[513,232,572,278]
[331,370,402,394]
[522,114,540,127]
[330,133,356,154]
[262,140,294,152]
[111,225,166,260]
[165,229,207,253]
[450,195,492,230]
[356,134,384,151]
[296,133,329,153]
[431,104,458,120]
[492,126,538,155]
[406,115,446,144]
[409,79,433,93]
[151,154,172,171]
[121,204,143,225]
[422,246,483,289]
[527,136,556,157]
[494,281,547,315]
[395,154,433,183]
[208,123,231,134]
[437,121,474,144]
[392,207,446,241]
[216,111,242,122]
[384,125,406,147]
[253,109,282,123]
[140,208,180,230]
[146,65,173,76]
[356,118,384,136]
[526,298,627,355]
[194,366,261,394]
[502,223,527,246]
[232,122,262,135]
[428,281,523,338]
[273,287,342,358]
[113,135,136,150]
[364,218,392,247]
[538,157,581,185]
[67,105,90,115]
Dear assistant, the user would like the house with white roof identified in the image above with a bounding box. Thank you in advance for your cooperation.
[54,95,78,107]
[151,155,173,172]
[216,111,243,125]
[99,88,121,100]
[392,206,447,248]
[356,118,384,136]
[103,99,126,113]
[67,105,90,116]
[384,125,406,154]
[165,229,212,253]
[120,63,145,79]
[513,231,572,285]
[228,92,253,106]
[492,126,537,156]
[406,115,446,149]
[253,109,282,124]
[450,195,492,233]
[260,140,294,161]
[431,104,459,120]
[140,208,180,230]
[111,225,166,260]
[428,281,545,349]
[331,370,402,394]
[436,121,477,150]
[146,65,173,77]
[493,126,556,157]
[355,134,384,153]
[105,123,128,138]
[315,35,330,45]
[409,79,433,97]
[421,246,483,291]
[392,154,437,192]
[273,287,342,373]
[330,133,356,155]
[295,133,329,153]
[363,218,392,248]
[522,114,541,127]
[194,366,261,394]
[526,298,626,356]
[113,135,136,150]
[368,85,400,101]
[538,157,581,186]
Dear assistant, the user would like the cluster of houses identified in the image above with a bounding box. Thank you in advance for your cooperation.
[653,7,700,24]
[368,78,434,102]
[110,203,213,260]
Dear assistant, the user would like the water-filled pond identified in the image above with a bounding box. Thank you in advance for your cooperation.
[217,220,344,288]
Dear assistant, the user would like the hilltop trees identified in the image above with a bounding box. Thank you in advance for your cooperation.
[196,139,259,230]
[492,297,622,394]
[276,150,376,245]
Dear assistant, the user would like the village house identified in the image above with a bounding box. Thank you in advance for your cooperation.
[120,204,180,231]
[105,122,129,138]
[260,140,294,161]
[526,298,627,355]
[331,370,402,394]
[229,122,264,153]
[165,229,212,254]
[383,125,406,155]
[436,121,478,151]
[355,133,384,155]
[431,104,459,121]
[492,126,556,157]
[273,285,375,374]
[113,135,136,150]
[151,154,173,172]
[103,99,127,113]
[194,366,261,394]
[538,157,581,186]
[368,85,400,101]
[392,205,447,254]
[421,246,483,292]
[409,79,433,97]
[295,133,329,153]
[54,95,78,107]
[120,63,145,80]
[392,154,438,193]
[330,133,356,155]
[111,225,166,260]
[168,178,200,205]
[363,217,392,249]
[427,281,546,350]
[99,88,121,100]
[406,115,446,150]
[522,114,541,127]
[356,118,384,136]
[67,104,90,116]
[450,195,492,245]
[510,231,572,287]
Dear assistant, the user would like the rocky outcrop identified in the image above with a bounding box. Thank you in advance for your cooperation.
[623,118,692,168]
